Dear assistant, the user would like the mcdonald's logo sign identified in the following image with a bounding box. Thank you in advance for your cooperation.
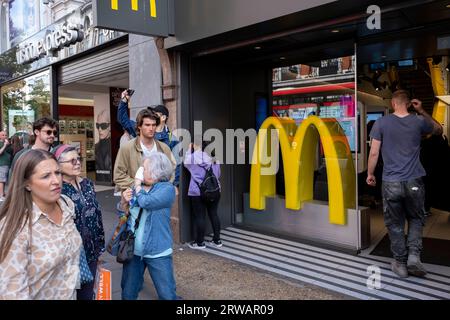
[93,0,173,37]
[110,0,157,18]
[250,116,356,225]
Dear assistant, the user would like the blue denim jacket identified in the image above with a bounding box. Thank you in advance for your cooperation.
[126,182,175,257]
[117,100,180,187]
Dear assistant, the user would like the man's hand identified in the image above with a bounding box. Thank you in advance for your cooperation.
[4,139,9,146]
[121,89,130,102]
[411,99,424,114]
[366,174,376,187]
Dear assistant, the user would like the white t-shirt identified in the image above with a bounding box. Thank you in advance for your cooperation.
[140,140,157,158]
[136,140,158,180]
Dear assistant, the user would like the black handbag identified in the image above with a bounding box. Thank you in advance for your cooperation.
[116,208,143,264]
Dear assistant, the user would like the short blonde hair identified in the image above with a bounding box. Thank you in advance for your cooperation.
[391,90,410,105]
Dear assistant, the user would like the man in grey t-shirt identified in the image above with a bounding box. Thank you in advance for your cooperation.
[367,90,442,278]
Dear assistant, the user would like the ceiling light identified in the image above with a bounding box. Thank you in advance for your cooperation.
[280,57,286,60]
[446,4,450,8]
[381,55,387,59]
[254,46,261,50]
[331,29,340,33]
[446,63,450,72]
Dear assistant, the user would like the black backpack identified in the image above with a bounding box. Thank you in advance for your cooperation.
[196,165,220,202]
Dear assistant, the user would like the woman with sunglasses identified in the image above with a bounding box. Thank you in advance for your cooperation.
[52,144,105,300]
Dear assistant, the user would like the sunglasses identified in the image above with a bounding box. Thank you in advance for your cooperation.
[42,129,58,136]
[96,123,110,130]
[59,157,82,165]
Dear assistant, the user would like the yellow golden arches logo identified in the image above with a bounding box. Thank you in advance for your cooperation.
[250,116,356,225]
[111,0,157,18]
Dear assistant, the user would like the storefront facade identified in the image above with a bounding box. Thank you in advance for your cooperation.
[0,1,164,185]
[166,0,450,253]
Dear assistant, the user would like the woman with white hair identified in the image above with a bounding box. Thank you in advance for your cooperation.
[119,152,178,300]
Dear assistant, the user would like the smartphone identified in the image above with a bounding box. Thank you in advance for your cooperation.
[127,89,135,97]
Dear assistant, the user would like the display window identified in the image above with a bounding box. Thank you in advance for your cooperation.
[1,69,50,144]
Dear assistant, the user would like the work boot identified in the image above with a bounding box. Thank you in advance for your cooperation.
[407,254,427,277]
[391,260,408,278]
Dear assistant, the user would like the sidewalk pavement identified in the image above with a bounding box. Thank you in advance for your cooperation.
[97,190,347,300]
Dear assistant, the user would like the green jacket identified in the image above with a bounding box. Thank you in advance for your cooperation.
[0,141,12,167]
[113,137,176,191]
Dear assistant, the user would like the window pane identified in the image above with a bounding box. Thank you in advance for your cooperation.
[1,69,50,143]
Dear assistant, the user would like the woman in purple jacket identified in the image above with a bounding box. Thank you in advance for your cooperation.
[183,142,222,249]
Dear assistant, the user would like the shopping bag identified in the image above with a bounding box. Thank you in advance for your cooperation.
[94,265,112,300]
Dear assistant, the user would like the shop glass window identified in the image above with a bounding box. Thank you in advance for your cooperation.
[1,69,50,139]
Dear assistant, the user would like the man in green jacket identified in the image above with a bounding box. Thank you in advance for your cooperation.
[113,108,176,191]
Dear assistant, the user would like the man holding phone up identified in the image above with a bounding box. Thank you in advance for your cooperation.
[117,90,180,193]
[367,90,442,278]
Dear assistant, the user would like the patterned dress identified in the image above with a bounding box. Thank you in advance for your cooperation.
[62,178,105,264]
[0,195,82,300]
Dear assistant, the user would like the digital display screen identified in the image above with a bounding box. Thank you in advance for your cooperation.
[369,62,386,71]
[397,60,414,67]
[367,112,384,123]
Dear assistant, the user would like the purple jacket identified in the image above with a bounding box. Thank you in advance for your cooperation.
[183,150,221,197]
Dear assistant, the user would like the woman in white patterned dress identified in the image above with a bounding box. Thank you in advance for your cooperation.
[0,149,82,300]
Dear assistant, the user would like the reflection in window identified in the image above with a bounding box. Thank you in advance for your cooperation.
[8,0,41,47]
[1,70,50,142]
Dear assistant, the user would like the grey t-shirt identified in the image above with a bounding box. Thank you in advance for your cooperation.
[370,114,433,182]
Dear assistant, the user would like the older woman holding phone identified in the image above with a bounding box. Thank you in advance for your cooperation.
[0,149,82,300]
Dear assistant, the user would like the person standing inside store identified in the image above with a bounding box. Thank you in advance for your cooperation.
[114,108,176,191]
[0,149,82,299]
[117,90,180,192]
[53,144,105,300]
[95,110,112,183]
[119,152,178,300]
[10,117,58,174]
[0,131,12,200]
[367,90,443,278]
[183,140,222,249]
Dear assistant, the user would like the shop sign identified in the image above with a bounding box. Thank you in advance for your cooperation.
[249,116,356,225]
[93,0,174,37]
[16,23,84,65]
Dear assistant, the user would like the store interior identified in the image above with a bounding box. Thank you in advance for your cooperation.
[58,69,128,185]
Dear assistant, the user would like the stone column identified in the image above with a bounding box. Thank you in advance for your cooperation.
[129,35,181,244]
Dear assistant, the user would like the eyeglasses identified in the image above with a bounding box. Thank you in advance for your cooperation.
[59,157,82,165]
[42,129,58,136]
[96,123,110,130]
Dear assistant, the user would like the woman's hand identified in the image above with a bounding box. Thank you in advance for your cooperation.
[121,188,133,203]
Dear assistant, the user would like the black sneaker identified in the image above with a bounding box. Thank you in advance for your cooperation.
[187,241,206,249]
[208,240,223,248]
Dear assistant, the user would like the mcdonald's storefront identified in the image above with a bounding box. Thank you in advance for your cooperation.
[170,0,450,258]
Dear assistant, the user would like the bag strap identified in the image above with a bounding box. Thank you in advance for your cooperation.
[133,208,144,233]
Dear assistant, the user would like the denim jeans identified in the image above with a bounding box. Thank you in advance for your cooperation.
[382,178,426,263]
[190,196,221,244]
[121,254,177,300]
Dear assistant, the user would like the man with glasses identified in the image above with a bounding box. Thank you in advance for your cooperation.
[95,110,112,183]
[10,117,58,174]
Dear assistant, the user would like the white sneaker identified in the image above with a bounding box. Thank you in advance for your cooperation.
[187,242,206,249]
[208,240,223,248]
